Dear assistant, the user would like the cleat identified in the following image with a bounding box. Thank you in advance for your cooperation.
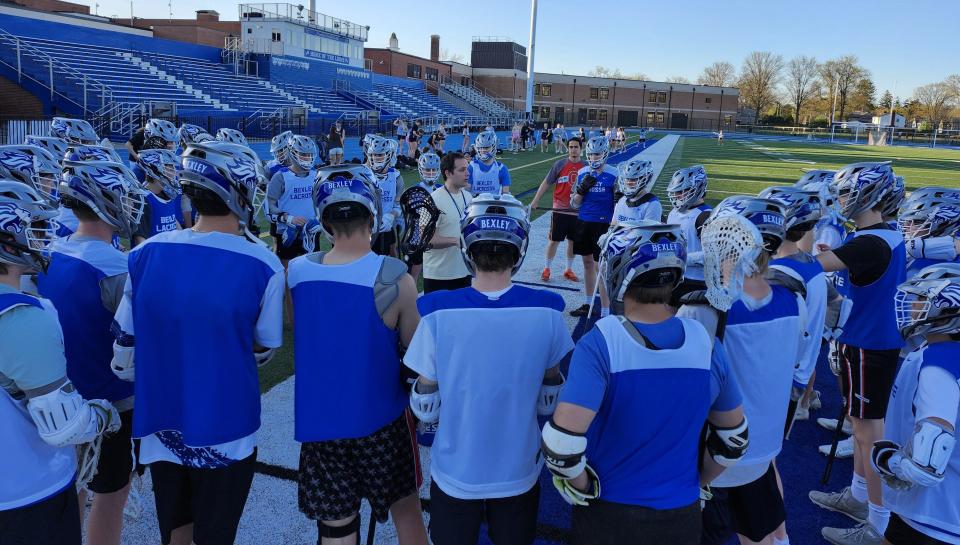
[819,436,855,458]
[563,269,580,282]
[809,487,868,523]
[541,267,551,281]
[821,523,882,545]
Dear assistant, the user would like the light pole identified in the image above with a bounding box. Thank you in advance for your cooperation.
[524,0,538,116]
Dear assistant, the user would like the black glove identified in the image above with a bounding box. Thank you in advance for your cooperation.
[576,174,598,196]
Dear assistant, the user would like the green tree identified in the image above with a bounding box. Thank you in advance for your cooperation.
[850,77,877,113]
[879,90,893,111]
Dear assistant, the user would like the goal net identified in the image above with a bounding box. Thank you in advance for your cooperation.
[868,126,893,146]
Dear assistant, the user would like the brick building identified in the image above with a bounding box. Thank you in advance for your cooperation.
[364,34,452,83]
[112,10,240,48]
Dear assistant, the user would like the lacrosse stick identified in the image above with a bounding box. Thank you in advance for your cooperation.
[397,185,441,262]
[700,214,763,312]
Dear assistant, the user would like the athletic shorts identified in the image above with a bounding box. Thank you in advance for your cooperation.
[298,410,421,523]
[372,230,396,256]
[700,463,786,544]
[274,235,312,261]
[885,512,949,545]
[550,212,577,242]
[429,482,539,545]
[571,499,700,545]
[150,452,256,545]
[0,482,81,545]
[572,219,610,259]
[88,409,136,494]
[838,344,900,420]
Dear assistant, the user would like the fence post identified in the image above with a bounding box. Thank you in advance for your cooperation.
[83,76,88,114]
[16,39,21,82]
[49,58,54,101]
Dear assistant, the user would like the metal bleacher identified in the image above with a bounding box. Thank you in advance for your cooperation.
[440,79,512,117]
[272,83,369,116]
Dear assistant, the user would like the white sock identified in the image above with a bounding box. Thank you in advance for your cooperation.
[773,537,790,545]
[545,257,554,270]
[868,502,890,534]
[851,473,868,503]
[600,307,610,318]
[583,295,593,306]
[566,257,575,270]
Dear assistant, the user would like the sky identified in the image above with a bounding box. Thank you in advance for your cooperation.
[80,0,958,97]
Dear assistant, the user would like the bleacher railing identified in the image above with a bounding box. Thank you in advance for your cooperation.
[0,28,115,116]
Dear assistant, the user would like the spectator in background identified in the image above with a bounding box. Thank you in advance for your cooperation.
[394,118,408,155]
[407,121,421,158]
[437,122,447,138]
[327,122,344,166]
[125,121,146,166]
[541,123,551,152]
[520,122,531,152]
[461,122,470,153]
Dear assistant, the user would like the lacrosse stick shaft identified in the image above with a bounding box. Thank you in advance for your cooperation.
[821,399,848,484]
[366,516,376,545]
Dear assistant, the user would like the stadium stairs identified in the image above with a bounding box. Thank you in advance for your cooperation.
[439,78,512,117]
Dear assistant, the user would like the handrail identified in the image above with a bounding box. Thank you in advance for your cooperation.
[0,27,114,114]
[0,54,88,113]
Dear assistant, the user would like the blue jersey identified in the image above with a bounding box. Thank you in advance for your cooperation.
[37,237,132,403]
[405,285,573,499]
[114,229,285,446]
[884,343,960,543]
[561,316,741,508]
[144,192,184,237]
[289,252,409,442]
[575,164,619,223]
[838,229,906,350]
[467,159,511,196]
[265,159,287,178]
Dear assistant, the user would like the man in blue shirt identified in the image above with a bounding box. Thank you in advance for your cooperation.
[290,165,428,545]
[405,194,573,545]
[569,136,619,317]
[111,141,285,545]
[543,222,746,545]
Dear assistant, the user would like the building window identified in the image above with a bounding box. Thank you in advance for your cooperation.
[425,67,438,81]
[534,84,541,96]
[658,92,667,103]
[271,31,281,42]
[541,106,551,119]
[364,59,373,70]
[646,111,655,124]
[598,109,608,122]
[723,115,733,124]
[648,91,657,103]
[599,88,609,100]
[656,112,665,123]
[541,84,552,97]
[705,97,712,104]
[588,108,597,121]
[589,87,599,100]
[407,64,421,78]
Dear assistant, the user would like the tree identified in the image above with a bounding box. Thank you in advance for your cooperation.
[698,61,736,87]
[946,74,960,99]
[819,56,867,121]
[913,82,953,128]
[738,51,784,124]
[665,76,691,84]
[878,90,893,112]
[849,77,877,113]
[440,49,464,63]
[586,66,648,81]
[783,55,818,126]
[588,65,612,78]
[627,72,650,81]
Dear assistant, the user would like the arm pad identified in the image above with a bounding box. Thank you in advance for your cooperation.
[111,342,135,381]
[902,419,955,487]
[537,374,565,416]
[410,378,440,424]
[27,383,120,447]
[541,419,588,479]
[824,297,853,340]
[706,416,749,467]
[906,237,958,261]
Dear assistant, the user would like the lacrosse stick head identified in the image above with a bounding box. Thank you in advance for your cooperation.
[701,214,764,311]
[398,185,441,256]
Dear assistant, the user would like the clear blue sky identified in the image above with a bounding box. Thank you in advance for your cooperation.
[83,0,957,97]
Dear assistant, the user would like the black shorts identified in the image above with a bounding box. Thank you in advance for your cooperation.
[298,411,421,523]
[550,212,577,242]
[429,481,540,545]
[88,409,135,494]
[839,344,899,419]
[274,235,313,261]
[150,451,257,545]
[572,499,700,545]
[572,219,610,259]
[371,230,397,256]
[885,512,949,545]
[0,482,81,545]
[701,464,786,544]
[423,276,472,294]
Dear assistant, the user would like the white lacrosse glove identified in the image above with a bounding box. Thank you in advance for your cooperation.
[111,342,135,382]
[551,464,601,506]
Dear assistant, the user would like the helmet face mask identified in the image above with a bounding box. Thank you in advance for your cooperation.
[898,200,960,241]
[60,160,147,238]
[834,162,894,221]
[895,264,960,339]
[666,165,707,211]
[584,136,609,170]
[473,131,498,162]
[138,149,181,199]
[289,135,317,172]
[365,136,395,175]
[0,180,59,272]
[418,152,441,185]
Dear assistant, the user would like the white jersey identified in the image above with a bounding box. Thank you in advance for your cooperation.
[276,169,316,219]
[467,159,510,196]
[667,203,712,281]
[376,168,403,232]
[613,195,662,224]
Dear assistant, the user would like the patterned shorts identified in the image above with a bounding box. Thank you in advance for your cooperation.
[298,410,421,523]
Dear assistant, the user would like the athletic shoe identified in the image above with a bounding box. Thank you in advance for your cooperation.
[124,479,144,520]
[541,267,551,281]
[819,436,855,458]
[809,390,822,410]
[569,304,590,317]
[809,487,868,523]
[818,417,853,435]
[563,269,580,282]
[794,405,810,421]
[822,523,882,545]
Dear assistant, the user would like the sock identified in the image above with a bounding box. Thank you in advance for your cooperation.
[583,295,593,306]
[545,257,554,270]
[868,502,890,533]
[600,307,610,318]
[566,258,575,270]
[851,473,868,503]
[773,538,790,545]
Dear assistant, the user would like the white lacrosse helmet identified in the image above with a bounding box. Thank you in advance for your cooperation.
[701,213,764,311]
[617,157,655,198]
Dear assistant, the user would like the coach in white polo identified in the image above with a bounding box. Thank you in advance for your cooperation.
[423,152,473,293]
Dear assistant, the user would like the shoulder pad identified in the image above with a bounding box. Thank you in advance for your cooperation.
[769,266,807,299]
[375,256,408,318]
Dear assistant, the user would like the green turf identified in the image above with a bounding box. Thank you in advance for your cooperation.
[652,136,960,209]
